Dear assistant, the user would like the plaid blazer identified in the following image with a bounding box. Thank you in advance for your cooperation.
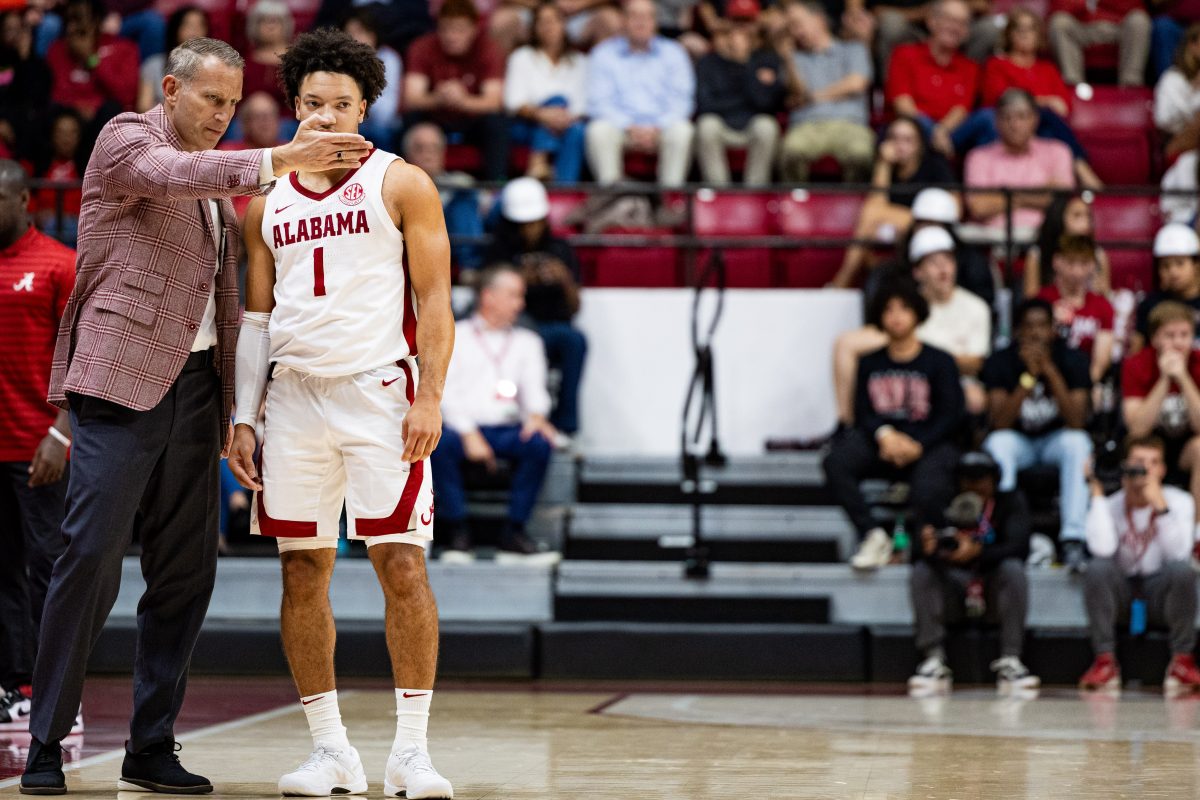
[49,106,267,429]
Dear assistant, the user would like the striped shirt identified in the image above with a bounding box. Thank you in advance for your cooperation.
[0,227,75,461]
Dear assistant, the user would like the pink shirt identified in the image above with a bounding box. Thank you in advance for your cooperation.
[964,138,1075,229]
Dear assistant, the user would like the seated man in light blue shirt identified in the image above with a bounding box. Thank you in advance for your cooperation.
[585,0,696,186]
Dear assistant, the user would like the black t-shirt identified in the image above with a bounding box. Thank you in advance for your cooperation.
[887,152,955,207]
[854,343,964,447]
[980,343,1091,436]
[1135,291,1200,344]
[485,231,581,323]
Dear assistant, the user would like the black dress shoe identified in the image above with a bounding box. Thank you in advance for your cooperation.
[119,740,213,794]
[20,738,65,795]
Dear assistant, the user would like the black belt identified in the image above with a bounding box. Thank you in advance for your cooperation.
[183,348,216,370]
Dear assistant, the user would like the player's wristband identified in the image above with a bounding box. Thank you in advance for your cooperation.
[47,426,71,448]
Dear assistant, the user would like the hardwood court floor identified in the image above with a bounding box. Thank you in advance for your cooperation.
[3,679,1200,799]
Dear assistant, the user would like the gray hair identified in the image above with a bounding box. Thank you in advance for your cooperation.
[247,0,294,45]
[164,38,245,82]
[401,122,446,156]
[996,87,1037,114]
[478,263,523,294]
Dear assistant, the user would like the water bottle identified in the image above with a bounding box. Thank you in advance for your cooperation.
[892,515,910,564]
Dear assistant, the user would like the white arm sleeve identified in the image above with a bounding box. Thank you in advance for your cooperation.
[234,312,272,428]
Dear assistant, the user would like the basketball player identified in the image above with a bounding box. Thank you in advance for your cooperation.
[228,29,454,799]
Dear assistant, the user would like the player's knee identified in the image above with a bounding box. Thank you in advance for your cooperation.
[374,544,428,592]
[280,550,333,596]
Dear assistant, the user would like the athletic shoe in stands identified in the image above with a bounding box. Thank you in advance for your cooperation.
[0,687,31,729]
[991,656,1041,694]
[908,655,952,696]
[495,531,562,566]
[384,746,453,799]
[277,745,368,796]
[19,738,64,795]
[851,528,893,570]
[1164,654,1200,696]
[1062,540,1088,575]
[1079,653,1121,693]
[118,740,212,794]
[438,530,475,565]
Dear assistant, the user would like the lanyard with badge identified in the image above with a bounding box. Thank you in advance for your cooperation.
[1122,504,1159,635]
[473,322,520,416]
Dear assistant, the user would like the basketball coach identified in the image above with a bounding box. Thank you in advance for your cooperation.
[21,37,372,795]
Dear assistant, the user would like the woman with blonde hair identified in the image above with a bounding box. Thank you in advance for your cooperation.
[240,0,293,111]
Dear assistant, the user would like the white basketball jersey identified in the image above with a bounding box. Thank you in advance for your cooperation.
[262,149,416,377]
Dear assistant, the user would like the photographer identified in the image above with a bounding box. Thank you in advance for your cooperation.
[1080,436,1200,694]
[908,452,1039,696]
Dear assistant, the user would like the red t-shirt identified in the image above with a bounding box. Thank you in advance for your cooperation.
[0,227,75,461]
[885,42,979,122]
[981,56,1072,112]
[1121,347,1200,439]
[1038,285,1114,355]
[46,33,139,117]
[34,159,83,216]
[404,31,504,113]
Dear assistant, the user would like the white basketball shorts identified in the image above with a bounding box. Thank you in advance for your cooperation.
[250,358,434,552]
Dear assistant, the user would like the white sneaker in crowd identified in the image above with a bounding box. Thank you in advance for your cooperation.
[991,656,1041,695]
[908,655,953,696]
[278,745,368,797]
[850,528,893,571]
[384,746,453,799]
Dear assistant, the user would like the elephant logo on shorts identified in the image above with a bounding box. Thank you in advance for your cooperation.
[420,502,435,526]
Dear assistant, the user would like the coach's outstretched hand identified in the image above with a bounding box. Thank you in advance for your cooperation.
[228,423,263,491]
[271,113,374,176]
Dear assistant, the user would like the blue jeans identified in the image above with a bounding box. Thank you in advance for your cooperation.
[1153,16,1184,83]
[538,321,587,434]
[444,188,484,269]
[984,428,1092,542]
[119,9,166,62]
[509,96,585,183]
[951,107,1088,161]
[430,424,553,525]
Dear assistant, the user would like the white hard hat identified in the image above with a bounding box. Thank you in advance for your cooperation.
[500,177,550,223]
[911,188,959,224]
[1153,223,1200,258]
[909,226,956,264]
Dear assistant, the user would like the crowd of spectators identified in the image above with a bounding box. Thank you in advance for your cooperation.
[3,0,1198,194]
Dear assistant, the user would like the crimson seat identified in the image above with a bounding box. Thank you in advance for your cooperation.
[1070,86,1155,185]
[775,190,865,287]
[692,190,777,287]
[1106,248,1154,293]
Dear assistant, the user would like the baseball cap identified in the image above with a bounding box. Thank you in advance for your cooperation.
[726,0,761,20]
[911,188,959,224]
[908,226,955,263]
[1153,223,1200,258]
[500,177,550,224]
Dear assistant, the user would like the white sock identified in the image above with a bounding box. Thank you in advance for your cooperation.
[393,688,432,752]
[301,690,351,750]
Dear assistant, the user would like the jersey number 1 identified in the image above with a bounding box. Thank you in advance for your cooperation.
[313,246,326,297]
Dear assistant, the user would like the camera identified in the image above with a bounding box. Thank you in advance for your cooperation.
[936,528,962,552]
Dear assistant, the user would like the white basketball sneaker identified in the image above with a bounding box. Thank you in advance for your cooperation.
[278,745,368,796]
[908,655,953,696]
[384,746,453,799]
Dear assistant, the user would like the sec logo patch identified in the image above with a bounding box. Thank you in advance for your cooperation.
[341,182,364,206]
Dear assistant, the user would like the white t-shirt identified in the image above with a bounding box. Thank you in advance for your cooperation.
[1087,486,1195,576]
[503,47,588,117]
[918,287,992,359]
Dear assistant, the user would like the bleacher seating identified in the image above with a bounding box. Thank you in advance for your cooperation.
[691,190,776,288]
[1070,86,1156,185]
[775,190,865,288]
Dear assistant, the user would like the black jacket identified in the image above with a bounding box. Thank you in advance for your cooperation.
[695,49,786,130]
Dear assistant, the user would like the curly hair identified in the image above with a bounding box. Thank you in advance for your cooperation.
[278,27,386,110]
